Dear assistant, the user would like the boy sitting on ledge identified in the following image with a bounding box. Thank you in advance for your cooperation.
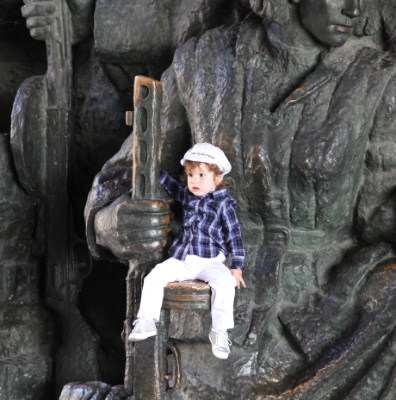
[128,142,246,359]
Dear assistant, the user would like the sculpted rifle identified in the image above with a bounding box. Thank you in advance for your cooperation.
[11,0,95,392]
[124,75,164,395]
[124,76,184,399]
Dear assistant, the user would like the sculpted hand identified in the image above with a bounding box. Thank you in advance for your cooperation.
[21,0,94,43]
[21,1,56,41]
[231,269,246,289]
[94,195,171,260]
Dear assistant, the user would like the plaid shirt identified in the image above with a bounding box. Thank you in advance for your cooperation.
[160,170,245,270]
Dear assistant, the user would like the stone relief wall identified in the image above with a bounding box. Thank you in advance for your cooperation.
[0,3,55,399]
[2,0,396,399]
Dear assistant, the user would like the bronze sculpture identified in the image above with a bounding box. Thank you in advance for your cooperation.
[18,0,242,397]
[85,0,396,398]
[0,2,55,399]
[2,0,393,398]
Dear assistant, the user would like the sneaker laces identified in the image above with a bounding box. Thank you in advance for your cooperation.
[212,328,232,349]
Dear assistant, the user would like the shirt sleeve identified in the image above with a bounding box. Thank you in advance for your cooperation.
[220,198,245,270]
[160,170,186,203]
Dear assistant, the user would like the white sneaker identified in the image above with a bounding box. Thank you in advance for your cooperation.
[209,329,231,359]
[128,318,157,342]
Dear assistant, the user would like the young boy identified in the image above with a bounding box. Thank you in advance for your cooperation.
[128,142,246,359]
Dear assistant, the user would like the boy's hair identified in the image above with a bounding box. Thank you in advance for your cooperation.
[183,160,230,190]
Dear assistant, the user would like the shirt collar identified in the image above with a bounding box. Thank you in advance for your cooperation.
[211,189,228,200]
[187,188,228,201]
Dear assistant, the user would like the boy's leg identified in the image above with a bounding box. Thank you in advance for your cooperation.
[137,257,193,322]
[129,257,193,341]
[194,256,237,331]
[192,255,236,358]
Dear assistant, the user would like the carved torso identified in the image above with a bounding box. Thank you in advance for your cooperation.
[162,15,396,250]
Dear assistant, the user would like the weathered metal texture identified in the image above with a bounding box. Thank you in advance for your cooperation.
[59,381,132,400]
[10,0,396,399]
[12,0,74,198]
[131,280,211,399]
[124,76,164,396]
[163,280,211,310]
[32,1,98,393]
[132,335,165,399]
[125,77,211,398]
[130,306,182,399]
[0,133,56,400]
[11,0,97,394]
[131,75,163,201]
[160,280,211,395]
[123,265,143,394]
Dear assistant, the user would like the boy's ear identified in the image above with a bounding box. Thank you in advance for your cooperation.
[215,174,224,184]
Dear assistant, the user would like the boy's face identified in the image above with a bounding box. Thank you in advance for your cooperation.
[187,163,223,197]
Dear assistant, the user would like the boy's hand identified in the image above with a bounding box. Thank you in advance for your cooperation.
[231,269,246,289]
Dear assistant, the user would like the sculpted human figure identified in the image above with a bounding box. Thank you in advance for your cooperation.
[0,3,56,398]
[85,0,396,398]
[20,0,245,395]
[22,0,244,254]
[22,0,243,230]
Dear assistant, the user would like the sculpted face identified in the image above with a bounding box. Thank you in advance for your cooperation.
[292,0,367,47]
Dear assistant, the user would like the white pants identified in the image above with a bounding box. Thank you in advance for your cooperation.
[137,253,237,331]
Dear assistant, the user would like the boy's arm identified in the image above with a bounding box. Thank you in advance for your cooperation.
[220,198,246,278]
[160,170,186,203]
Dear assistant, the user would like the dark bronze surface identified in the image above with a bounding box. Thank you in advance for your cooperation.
[163,280,211,311]
[3,0,396,399]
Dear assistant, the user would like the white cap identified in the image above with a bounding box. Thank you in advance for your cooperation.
[180,142,232,174]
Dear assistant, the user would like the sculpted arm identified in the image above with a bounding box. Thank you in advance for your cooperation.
[84,132,172,262]
[85,65,191,262]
